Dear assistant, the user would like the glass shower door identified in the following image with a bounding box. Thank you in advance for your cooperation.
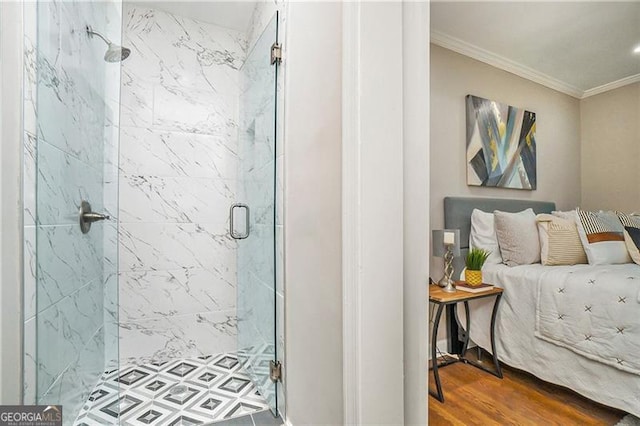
[33,1,121,424]
[237,13,280,415]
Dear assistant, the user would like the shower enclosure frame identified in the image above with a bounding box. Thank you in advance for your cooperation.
[23,1,286,423]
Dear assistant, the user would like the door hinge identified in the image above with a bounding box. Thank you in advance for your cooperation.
[270,42,282,65]
[269,360,282,382]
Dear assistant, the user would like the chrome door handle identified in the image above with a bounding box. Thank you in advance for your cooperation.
[230,203,250,239]
[79,200,110,234]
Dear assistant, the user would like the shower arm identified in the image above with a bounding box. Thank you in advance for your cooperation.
[86,26,111,46]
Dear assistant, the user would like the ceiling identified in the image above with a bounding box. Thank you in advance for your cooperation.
[431,1,640,98]
[131,1,257,32]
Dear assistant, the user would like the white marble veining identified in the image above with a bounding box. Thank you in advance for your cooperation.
[153,84,238,137]
[118,5,248,362]
[23,317,36,405]
[119,311,238,365]
[120,69,153,128]
[36,140,104,226]
[37,224,103,311]
[37,278,104,397]
[119,268,236,322]
[123,7,246,95]
[119,175,235,224]
[119,127,239,179]
[119,222,236,272]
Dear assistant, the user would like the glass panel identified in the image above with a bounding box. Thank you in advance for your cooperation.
[237,13,279,415]
[34,1,121,424]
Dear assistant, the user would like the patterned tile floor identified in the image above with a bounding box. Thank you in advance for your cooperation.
[74,353,270,425]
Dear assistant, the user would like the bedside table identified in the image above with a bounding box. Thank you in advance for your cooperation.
[429,284,504,403]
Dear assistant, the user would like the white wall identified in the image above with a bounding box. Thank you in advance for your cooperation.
[580,82,640,212]
[283,2,344,424]
[402,3,429,424]
[430,44,582,277]
[342,2,405,424]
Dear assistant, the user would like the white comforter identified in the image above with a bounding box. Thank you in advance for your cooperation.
[535,264,640,375]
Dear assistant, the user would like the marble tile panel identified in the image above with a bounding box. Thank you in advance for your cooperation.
[36,54,107,170]
[23,34,37,137]
[104,273,120,368]
[36,140,103,226]
[237,224,275,295]
[119,311,237,365]
[120,69,153,128]
[119,222,236,273]
[152,84,238,137]
[58,327,105,426]
[119,268,236,322]
[246,2,280,57]
[37,279,104,396]
[37,224,103,312]
[119,127,239,179]
[119,175,235,224]
[123,6,245,96]
[23,317,36,405]
[24,226,36,320]
[23,132,36,226]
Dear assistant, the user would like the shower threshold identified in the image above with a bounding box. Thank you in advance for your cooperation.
[74,352,271,425]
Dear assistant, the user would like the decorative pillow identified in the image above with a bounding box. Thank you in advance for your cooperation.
[552,210,577,221]
[536,213,587,265]
[469,209,502,264]
[615,212,640,265]
[574,208,631,265]
[494,208,540,266]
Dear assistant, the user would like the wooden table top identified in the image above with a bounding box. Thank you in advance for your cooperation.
[429,283,503,303]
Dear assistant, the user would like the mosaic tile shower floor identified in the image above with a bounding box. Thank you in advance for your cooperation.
[74,353,270,425]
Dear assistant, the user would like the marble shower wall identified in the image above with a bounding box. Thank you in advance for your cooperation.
[22,0,122,422]
[118,5,247,364]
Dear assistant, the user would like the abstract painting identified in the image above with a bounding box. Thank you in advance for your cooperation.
[466,94,537,190]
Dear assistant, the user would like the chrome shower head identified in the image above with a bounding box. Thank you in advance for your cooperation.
[86,25,130,63]
[104,43,131,63]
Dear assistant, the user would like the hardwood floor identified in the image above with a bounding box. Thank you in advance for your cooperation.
[429,357,626,426]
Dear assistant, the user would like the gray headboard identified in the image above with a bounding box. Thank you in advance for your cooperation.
[444,197,556,276]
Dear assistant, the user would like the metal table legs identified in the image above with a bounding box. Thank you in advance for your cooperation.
[459,294,503,379]
[429,293,503,403]
[429,304,446,402]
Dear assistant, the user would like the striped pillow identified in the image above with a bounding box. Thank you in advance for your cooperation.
[537,214,587,265]
[575,208,631,265]
[616,212,640,265]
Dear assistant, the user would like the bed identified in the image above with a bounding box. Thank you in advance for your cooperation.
[443,196,640,416]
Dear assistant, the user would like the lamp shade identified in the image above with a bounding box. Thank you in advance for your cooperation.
[432,229,461,257]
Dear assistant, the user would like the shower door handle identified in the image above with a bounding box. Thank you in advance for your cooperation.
[230,203,250,239]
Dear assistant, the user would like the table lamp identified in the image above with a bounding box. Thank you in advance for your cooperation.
[432,229,460,293]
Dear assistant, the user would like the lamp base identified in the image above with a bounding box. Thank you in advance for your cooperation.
[438,276,456,293]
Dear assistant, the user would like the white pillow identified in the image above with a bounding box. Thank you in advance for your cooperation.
[494,208,540,266]
[574,208,631,265]
[469,209,502,264]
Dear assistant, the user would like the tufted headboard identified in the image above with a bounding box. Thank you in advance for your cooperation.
[443,197,556,277]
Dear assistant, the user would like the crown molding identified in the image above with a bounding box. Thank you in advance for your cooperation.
[581,73,640,99]
[431,29,640,100]
[431,29,585,99]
